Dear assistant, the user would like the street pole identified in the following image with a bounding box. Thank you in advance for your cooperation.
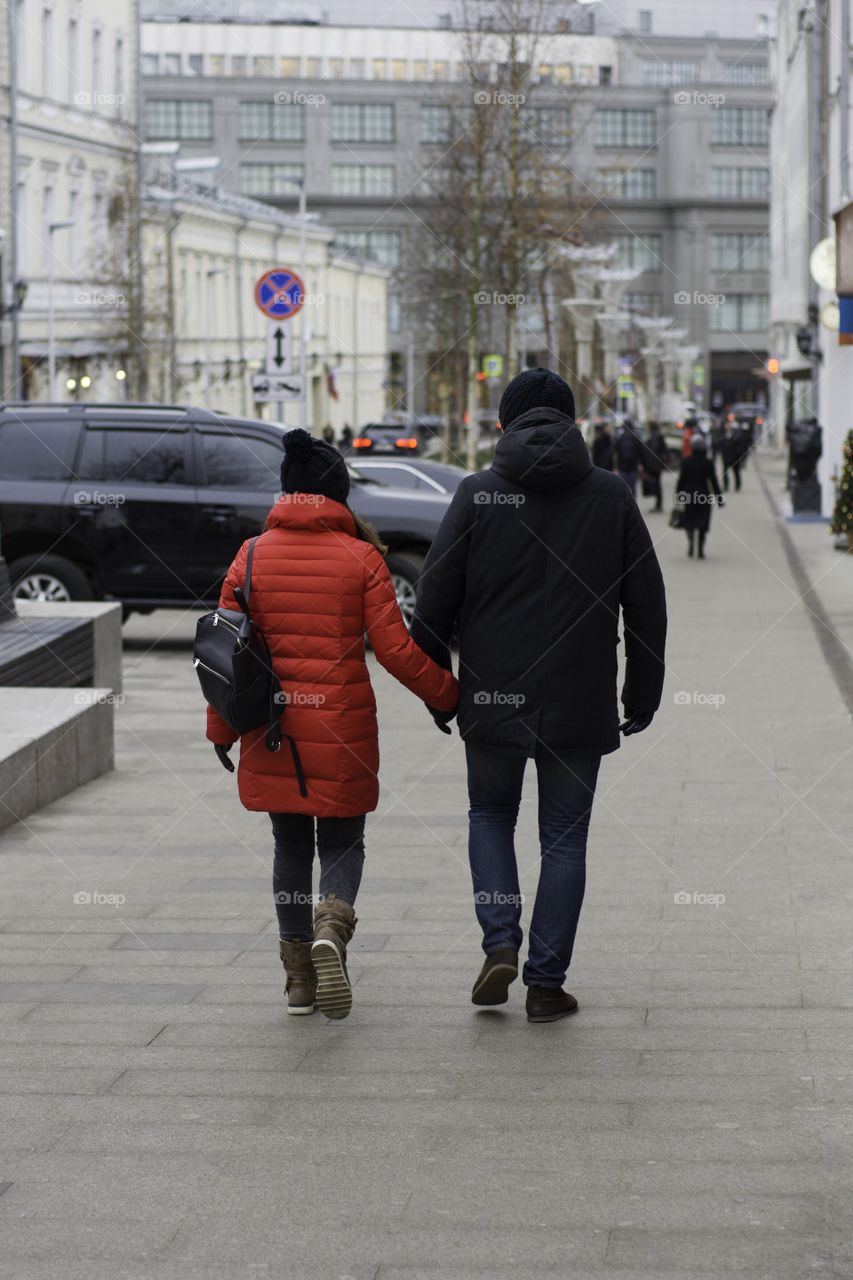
[8,0,19,398]
[298,181,308,431]
[47,220,73,399]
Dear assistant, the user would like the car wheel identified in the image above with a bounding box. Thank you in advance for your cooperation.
[386,552,423,629]
[9,554,93,604]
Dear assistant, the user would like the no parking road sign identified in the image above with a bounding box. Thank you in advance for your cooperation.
[254,267,305,321]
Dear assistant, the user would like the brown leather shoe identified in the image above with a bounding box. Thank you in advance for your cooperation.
[526,986,578,1022]
[279,940,316,1016]
[311,894,357,1020]
[471,949,519,1006]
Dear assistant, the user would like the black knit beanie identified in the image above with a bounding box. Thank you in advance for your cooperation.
[498,367,576,430]
[280,428,350,504]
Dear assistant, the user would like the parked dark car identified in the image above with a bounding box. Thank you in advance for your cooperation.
[0,403,452,623]
[349,423,422,455]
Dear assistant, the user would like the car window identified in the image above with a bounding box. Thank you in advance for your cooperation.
[200,431,282,488]
[0,418,78,479]
[362,465,421,490]
[95,429,187,484]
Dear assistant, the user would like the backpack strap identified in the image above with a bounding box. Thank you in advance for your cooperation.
[243,535,259,605]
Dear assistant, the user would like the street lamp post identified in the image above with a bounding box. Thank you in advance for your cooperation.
[47,220,74,399]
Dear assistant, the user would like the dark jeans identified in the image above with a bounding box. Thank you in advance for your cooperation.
[465,742,601,988]
[723,461,741,492]
[270,812,365,941]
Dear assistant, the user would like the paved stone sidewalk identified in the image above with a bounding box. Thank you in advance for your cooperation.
[1,455,852,1279]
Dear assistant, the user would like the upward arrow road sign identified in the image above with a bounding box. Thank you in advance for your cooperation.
[265,323,292,376]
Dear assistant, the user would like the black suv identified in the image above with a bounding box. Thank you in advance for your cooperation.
[0,403,453,623]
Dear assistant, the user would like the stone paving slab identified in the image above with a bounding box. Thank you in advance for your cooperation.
[1,458,852,1275]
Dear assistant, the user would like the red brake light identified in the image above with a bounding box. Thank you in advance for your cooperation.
[395,437,418,449]
[352,437,372,448]
[755,416,764,425]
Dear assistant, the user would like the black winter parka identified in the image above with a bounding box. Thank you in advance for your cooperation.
[411,408,668,755]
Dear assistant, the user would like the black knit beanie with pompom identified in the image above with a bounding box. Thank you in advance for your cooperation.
[280,428,350,505]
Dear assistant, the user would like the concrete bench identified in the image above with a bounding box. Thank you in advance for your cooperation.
[0,687,115,831]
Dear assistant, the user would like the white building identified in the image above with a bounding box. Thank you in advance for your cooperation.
[5,0,139,400]
[769,0,853,515]
[141,158,388,428]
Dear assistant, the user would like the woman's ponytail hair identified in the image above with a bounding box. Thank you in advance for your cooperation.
[350,509,388,556]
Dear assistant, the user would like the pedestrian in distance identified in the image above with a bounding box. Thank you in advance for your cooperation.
[339,424,353,452]
[321,423,336,447]
[206,429,458,1020]
[722,422,749,492]
[674,433,723,559]
[591,422,614,470]
[640,420,669,513]
[613,418,642,496]
[411,368,667,1023]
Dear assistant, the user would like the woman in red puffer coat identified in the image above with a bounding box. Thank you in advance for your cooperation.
[206,428,458,1021]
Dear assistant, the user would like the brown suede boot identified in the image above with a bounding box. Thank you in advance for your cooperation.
[311,894,357,1020]
[279,940,316,1016]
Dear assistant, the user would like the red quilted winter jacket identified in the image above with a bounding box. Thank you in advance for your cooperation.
[205,494,459,817]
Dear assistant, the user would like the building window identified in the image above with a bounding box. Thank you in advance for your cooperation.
[710,293,769,331]
[372,59,386,79]
[209,55,225,77]
[711,232,769,271]
[279,56,300,76]
[187,53,203,76]
[554,63,572,84]
[422,103,453,143]
[238,162,304,196]
[92,26,102,96]
[722,62,768,85]
[412,59,428,80]
[712,107,769,147]
[239,99,304,141]
[641,60,700,86]
[613,232,662,271]
[638,9,652,32]
[331,164,395,196]
[67,17,78,101]
[306,57,322,77]
[115,36,125,102]
[162,53,180,75]
[522,106,571,146]
[391,59,406,80]
[230,55,247,76]
[595,108,656,147]
[598,168,656,198]
[330,102,395,142]
[335,229,401,268]
[624,291,660,315]
[388,291,401,333]
[711,166,769,198]
[252,56,275,77]
[41,5,53,96]
[141,54,159,76]
[432,60,449,79]
[144,99,213,140]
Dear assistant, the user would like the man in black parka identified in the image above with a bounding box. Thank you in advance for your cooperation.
[411,368,667,1022]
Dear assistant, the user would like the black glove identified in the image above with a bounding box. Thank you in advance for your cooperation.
[428,705,457,735]
[619,708,655,737]
[214,743,235,772]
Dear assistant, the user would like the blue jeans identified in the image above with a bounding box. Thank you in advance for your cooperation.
[466,742,601,988]
[270,813,365,941]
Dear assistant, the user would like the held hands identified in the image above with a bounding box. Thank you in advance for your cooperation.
[428,705,458,735]
[214,743,235,772]
[619,708,655,737]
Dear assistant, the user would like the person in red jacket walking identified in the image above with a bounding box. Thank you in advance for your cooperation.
[207,428,458,1020]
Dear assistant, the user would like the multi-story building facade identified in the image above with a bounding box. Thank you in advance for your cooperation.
[2,0,141,400]
[139,2,771,416]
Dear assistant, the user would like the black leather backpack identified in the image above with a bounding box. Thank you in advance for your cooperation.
[193,536,307,795]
